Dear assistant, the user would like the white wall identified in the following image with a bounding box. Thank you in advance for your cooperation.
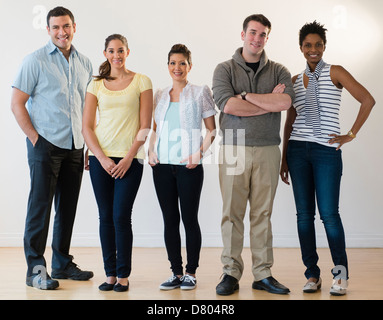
[0,0,382,248]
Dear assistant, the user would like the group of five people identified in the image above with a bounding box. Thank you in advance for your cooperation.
[10,7,375,296]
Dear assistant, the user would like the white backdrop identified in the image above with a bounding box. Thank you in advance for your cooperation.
[0,0,382,248]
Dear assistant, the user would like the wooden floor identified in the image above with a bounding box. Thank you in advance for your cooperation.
[1,247,382,301]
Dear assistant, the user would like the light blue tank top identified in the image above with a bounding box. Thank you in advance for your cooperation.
[157,102,186,165]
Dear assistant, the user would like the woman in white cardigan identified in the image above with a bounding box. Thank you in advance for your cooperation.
[148,44,216,291]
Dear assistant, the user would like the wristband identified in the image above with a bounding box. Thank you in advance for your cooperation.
[347,130,356,139]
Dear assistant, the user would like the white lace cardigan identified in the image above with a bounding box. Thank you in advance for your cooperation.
[153,82,217,159]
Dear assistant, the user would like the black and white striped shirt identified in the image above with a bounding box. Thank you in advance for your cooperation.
[290,64,343,147]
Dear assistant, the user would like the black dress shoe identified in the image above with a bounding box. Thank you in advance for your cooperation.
[52,262,94,281]
[216,274,239,296]
[252,276,290,294]
[26,273,59,290]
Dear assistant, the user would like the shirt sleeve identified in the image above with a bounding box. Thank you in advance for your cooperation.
[86,79,100,96]
[212,63,235,112]
[138,74,153,92]
[153,88,162,108]
[201,85,217,118]
[12,54,40,96]
[277,64,295,103]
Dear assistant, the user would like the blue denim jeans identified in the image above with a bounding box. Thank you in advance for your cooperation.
[287,140,348,280]
[89,156,143,278]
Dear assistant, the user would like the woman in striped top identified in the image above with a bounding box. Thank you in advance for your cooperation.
[280,21,375,296]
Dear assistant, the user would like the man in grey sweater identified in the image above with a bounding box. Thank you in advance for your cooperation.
[213,14,295,295]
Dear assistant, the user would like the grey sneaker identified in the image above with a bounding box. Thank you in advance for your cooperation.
[180,274,197,290]
[159,275,182,290]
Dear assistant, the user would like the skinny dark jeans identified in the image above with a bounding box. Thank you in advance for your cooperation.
[287,140,348,280]
[89,156,143,278]
[152,164,203,275]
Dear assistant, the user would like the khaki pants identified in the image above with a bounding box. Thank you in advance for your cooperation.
[219,145,280,281]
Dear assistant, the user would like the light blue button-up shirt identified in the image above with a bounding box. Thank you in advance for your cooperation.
[12,40,93,149]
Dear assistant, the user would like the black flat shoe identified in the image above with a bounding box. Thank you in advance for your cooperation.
[114,282,129,292]
[99,281,116,291]
[252,276,290,294]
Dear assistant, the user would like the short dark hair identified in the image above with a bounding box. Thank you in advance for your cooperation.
[47,6,75,27]
[243,14,272,34]
[167,44,192,65]
[299,21,327,46]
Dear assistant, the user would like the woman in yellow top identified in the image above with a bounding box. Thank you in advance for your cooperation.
[82,34,153,292]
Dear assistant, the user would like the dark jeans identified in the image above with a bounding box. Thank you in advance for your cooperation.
[152,164,203,275]
[89,156,143,278]
[287,140,348,280]
[25,135,83,276]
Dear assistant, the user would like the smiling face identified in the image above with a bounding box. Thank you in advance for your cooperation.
[168,53,191,83]
[301,33,326,69]
[47,15,76,53]
[103,39,130,69]
[241,20,269,62]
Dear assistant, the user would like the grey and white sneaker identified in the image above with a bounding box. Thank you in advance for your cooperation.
[180,274,197,290]
[330,279,348,296]
[159,275,182,290]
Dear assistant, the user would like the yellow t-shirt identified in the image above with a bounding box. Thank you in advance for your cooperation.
[86,73,152,159]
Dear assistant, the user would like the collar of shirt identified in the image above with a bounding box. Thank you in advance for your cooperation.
[46,39,78,58]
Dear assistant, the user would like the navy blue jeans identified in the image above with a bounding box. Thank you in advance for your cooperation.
[152,164,203,275]
[89,156,143,278]
[287,140,348,280]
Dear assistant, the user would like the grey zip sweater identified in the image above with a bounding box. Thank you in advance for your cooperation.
[212,48,295,146]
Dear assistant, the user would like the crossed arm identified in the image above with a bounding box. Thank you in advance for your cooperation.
[223,83,292,117]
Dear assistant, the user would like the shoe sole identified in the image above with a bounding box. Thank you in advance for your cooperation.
[330,290,346,296]
[216,284,239,296]
[159,285,181,290]
[26,280,59,290]
[303,284,322,293]
[303,289,319,293]
[114,284,129,292]
[181,286,196,290]
[252,283,290,295]
[303,288,320,293]
[52,272,93,281]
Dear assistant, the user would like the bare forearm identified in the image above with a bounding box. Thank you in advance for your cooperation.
[11,102,38,144]
[82,127,107,161]
[200,116,216,154]
[350,95,375,135]
[125,127,151,160]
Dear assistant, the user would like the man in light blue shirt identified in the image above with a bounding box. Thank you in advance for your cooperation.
[11,6,93,290]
